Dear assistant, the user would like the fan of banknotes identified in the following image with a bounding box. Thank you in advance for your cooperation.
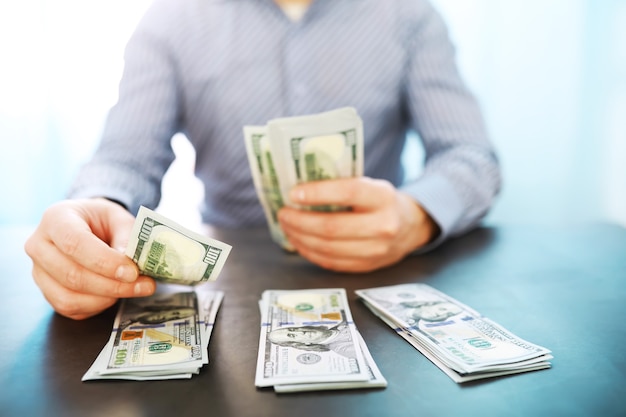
[355,284,553,383]
[255,288,387,393]
[243,107,364,250]
[83,288,224,381]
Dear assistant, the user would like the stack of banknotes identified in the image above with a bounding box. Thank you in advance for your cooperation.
[83,206,233,381]
[243,107,364,250]
[255,288,386,393]
[355,284,553,383]
[83,288,224,381]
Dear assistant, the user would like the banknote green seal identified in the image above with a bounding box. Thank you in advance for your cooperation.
[148,342,172,353]
[467,338,492,349]
[295,302,314,312]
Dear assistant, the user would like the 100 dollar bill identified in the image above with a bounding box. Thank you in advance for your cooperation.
[273,330,387,393]
[125,206,232,285]
[243,107,364,249]
[82,289,224,381]
[243,125,294,251]
[267,107,364,211]
[356,284,552,378]
[255,288,369,388]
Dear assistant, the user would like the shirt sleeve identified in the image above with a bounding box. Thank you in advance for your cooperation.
[399,1,501,249]
[67,0,182,215]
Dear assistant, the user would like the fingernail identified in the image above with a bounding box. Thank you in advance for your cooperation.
[290,188,305,203]
[115,264,136,282]
[134,280,154,296]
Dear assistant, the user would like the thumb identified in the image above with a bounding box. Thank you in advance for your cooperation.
[89,199,137,252]
[109,211,136,253]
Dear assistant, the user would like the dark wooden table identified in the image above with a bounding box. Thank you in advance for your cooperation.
[1,223,625,417]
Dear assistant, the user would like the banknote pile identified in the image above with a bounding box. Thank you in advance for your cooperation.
[255,288,386,393]
[243,107,364,250]
[125,206,232,286]
[356,284,553,383]
[83,207,232,381]
[83,289,224,381]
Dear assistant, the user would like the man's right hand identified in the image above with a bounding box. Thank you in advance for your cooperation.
[24,198,156,320]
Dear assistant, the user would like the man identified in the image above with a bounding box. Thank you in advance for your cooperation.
[24,0,501,320]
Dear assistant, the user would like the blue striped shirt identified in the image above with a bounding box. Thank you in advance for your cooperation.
[69,0,500,246]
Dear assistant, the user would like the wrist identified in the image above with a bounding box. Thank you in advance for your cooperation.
[94,197,129,211]
[400,193,440,251]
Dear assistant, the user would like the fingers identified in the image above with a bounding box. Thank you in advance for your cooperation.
[42,201,138,282]
[50,224,137,283]
[289,177,396,211]
[279,207,399,241]
[290,237,403,273]
[32,264,118,320]
[285,231,404,273]
[279,204,405,273]
[24,199,155,320]
[278,178,439,273]
[280,177,400,240]
[32,262,155,320]
[85,197,137,252]
[28,236,156,320]
[33,237,153,298]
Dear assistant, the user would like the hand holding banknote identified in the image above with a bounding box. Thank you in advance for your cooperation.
[278,176,440,273]
[125,206,232,286]
[24,198,156,320]
[244,107,440,273]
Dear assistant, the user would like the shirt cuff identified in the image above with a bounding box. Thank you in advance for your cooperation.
[400,173,465,253]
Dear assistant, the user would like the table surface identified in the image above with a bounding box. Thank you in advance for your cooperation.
[1,222,625,417]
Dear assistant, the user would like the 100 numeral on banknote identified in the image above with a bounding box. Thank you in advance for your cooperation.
[126,206,232,286]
